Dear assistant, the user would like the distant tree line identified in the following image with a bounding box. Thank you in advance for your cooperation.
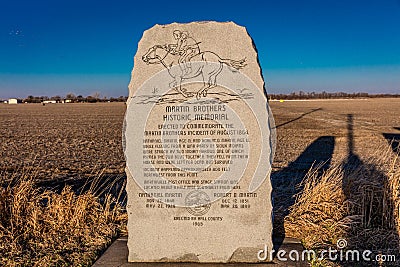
[268,91,400,100]
[18,93,128,103]
[2,91,399,104]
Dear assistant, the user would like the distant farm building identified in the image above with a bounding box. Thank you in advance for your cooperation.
[65,99,72,103]
[8,98,18,104]
[43,100,57,104]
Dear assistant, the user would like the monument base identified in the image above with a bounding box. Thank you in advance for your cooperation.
[93,237,308,267]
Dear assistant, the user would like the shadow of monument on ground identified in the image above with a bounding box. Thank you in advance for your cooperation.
[274,108,322,129]
[272,135,335,244]
[38,174,127,206]
[383,131,400,155]
[341,115,399,266]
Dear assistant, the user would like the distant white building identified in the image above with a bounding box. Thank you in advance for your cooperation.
[8,98,18,104]
[43,100,57,104]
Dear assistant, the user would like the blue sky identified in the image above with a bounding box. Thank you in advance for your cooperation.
[0,0,399,99]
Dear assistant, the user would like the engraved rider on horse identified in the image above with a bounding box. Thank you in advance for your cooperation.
[141,30,246,99]
[168,30,200,74]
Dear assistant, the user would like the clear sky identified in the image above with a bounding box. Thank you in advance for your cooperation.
[0,0,399,99]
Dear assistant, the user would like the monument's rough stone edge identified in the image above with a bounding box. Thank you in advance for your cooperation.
[129,20,264,97]
[126,21,273,263]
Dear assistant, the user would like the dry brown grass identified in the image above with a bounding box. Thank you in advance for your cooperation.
[284,164,352,249]
[285,143,400,264]
[0,170,127,266]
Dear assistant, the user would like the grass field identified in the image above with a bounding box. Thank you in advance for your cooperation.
[1,99,398,179]
[1,99,399,266]
[270,98,400,168]
[0,103,126,181]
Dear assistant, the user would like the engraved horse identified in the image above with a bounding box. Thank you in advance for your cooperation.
[142,45,246,99]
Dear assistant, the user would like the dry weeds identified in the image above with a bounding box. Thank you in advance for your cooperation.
[285,143,400,265]
[0,169,127,266]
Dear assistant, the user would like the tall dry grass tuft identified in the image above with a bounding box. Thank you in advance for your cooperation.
[0,171,127,266]
[285,143,400,258]
[284,165,352,249]
[384,144,400,235]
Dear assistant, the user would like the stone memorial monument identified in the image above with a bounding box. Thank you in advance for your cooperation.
[124,21,275,262]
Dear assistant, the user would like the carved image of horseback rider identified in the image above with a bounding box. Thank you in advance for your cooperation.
[142,30,246,99]
[168,30,200,74]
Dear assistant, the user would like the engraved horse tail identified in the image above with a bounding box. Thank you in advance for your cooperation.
[219,57,247,71]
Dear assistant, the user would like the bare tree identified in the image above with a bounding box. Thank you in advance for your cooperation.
[66,93,76,100]
[92,92,101,100]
